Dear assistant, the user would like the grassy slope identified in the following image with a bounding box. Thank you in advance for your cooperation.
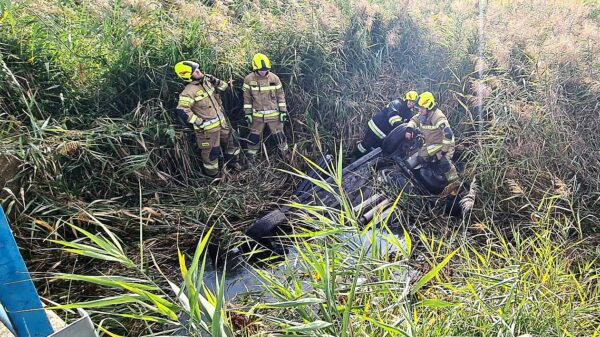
[1,0,599,335]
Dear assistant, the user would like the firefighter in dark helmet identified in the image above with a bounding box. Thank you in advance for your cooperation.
[355,91,419,157]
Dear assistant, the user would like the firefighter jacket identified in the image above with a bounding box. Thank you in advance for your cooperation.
[407,108,455,157]
[242,72,287,119]
[369,99,414,139]
[177,76,228,131]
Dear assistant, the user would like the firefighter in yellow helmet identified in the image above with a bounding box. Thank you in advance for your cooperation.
[174,60,241,177]
[355,90,419,157]
[242,53,288,158]
[405,92,458,184]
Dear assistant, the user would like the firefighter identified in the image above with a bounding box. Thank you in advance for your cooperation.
[174,60,241,177]
[404,91,458,184]
[355,91,419,157]
[242,53,288,158]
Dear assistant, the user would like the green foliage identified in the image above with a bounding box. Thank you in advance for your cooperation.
[1,0,599,336]
[48,169,600,335]
[52,222,233,336]
[231,152,598,336]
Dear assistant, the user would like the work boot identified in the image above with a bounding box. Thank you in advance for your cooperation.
[203,169,219,179]
[224,153,243,171]
[202,162,220,178]
[353,142,368,159]
[202,168,221,185]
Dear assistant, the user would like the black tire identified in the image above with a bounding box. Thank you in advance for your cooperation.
[381,124,408,156]
[415,168,446,194]
[244,210,287,251]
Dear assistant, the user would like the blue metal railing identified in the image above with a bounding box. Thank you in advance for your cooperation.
[0,206,54,337]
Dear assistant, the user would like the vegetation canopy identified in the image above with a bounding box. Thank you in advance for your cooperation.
[0,0,599,336]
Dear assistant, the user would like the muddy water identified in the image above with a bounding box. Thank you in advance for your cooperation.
[202,256,264,301]
[202,225,410,301]
[201,149,414,301]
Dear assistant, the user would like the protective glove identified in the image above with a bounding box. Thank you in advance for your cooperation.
[194,118,204,127]
[414,133,425,148]
[245,114,253,125]
[405,127,414,140]
[206,74,220,86]
[279,112,288,123]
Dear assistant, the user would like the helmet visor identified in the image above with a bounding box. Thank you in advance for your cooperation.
[183,61,198,73]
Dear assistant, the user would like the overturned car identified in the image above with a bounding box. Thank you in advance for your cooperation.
[244,124,466,254]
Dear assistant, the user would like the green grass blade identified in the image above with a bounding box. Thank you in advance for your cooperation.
[411,248,459,294]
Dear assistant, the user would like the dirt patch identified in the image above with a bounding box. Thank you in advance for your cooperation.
[0,155,20,196]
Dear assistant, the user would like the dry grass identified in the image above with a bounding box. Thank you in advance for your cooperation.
[1,0,600,335]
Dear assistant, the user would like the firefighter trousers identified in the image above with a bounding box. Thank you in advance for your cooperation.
[417,148,458,184]
[195,122,240,176]
[246,116,288,155]
[355,128,383,157]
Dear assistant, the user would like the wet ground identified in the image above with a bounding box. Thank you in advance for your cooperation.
[202,225,410,301]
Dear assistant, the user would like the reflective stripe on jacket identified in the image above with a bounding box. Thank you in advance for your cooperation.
[407,108,455,156]
[242,72,287,115]
[369,99,414,138]
[252,109,280,118]
[176,76,228,127]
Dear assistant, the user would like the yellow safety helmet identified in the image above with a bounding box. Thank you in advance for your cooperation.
[174,61,199,82]
[252,53,272,71]
[417,91,436,110]
[404,90,419,102]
